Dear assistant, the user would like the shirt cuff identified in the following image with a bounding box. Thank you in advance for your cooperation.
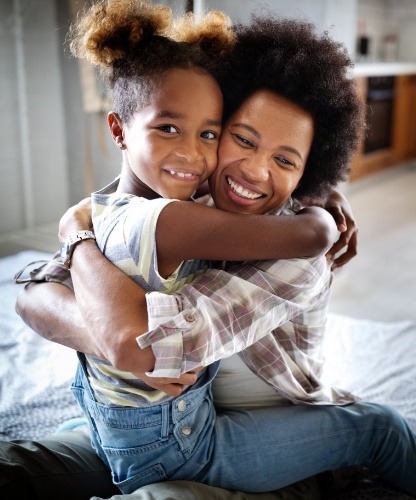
[136,292,199,378]
[147,293,181,330]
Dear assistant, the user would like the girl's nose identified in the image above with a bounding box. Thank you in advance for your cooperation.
[176,137,202,163]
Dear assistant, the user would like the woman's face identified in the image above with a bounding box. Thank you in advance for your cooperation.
[209,90,314,214]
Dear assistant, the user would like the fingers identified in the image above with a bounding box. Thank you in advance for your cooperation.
[331,230,358,270]
[326,205,347,233]
[160,383,186,397]
[172,372,198,385]
[59,198,94,241]
[139,370,200,397]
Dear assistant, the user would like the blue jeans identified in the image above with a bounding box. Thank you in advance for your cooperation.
[72,355,416,495]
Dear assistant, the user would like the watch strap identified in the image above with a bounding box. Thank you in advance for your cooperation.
[61,230,96,267]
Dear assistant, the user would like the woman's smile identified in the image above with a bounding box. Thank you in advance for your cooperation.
[225,176,264,206]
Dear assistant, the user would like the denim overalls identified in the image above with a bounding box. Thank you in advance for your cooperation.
[72,353,220,492]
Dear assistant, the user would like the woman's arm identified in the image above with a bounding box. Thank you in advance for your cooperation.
[14,256,153,372]
[15,266,196,395]
[53,192,352,372]
[16,281,101,355]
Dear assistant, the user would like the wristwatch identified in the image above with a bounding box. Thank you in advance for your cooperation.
[60,230,96,268]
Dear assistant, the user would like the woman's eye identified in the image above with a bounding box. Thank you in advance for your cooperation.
[158,125,179,134]
[201,131,218,140]
[275,156,295,169]
[232,133,254,148]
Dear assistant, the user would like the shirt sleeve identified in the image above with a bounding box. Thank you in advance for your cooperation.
[137,256,332,377]
[236,290,357,406]
[14,252,74,291]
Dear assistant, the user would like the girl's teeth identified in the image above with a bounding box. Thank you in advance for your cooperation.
[169,170,194,178]
[227,178,262,199]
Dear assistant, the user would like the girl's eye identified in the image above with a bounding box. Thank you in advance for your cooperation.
[201,131,219,140]
[232,133,254,148]
[275,156,296,169]
[158,125,179,134]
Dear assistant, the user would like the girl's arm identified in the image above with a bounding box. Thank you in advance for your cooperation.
[154,201,337,278]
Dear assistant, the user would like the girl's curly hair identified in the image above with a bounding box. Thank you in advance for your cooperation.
[69,0,234,124]
[219,16,365,199]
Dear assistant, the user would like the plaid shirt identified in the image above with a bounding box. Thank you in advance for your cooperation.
[138,256,356,405]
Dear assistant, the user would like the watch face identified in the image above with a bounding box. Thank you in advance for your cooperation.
[60,242,70,264]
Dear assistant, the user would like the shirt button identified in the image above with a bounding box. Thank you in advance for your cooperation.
[185,313,195,323]
[181,425,192,436]
[178,400,187,412]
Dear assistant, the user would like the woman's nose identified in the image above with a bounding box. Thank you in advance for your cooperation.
[241,157,270,182]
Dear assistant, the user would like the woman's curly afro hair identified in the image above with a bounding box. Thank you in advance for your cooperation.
[219,16,365,199]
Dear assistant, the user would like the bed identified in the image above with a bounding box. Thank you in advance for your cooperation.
[2,250,415,499]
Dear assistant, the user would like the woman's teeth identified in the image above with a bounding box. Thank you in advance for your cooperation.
[227,177,262,200]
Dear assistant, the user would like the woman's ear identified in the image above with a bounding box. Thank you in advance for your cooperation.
[108,112,126,149]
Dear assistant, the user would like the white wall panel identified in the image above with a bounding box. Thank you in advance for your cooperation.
[0,0,69,234]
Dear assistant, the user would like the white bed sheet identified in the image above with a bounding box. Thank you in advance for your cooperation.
[323,313,416,433]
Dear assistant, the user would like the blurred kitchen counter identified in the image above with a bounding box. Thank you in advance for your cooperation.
[353,61,416,77]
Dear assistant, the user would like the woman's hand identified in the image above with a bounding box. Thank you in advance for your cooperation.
[323,189,358,270]
[59,197,93,242]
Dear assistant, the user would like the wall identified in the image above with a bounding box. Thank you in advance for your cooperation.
[0,0,127,236]
[154,0,189,16]
[194,0,358,59]
[0,0,69,234]
[357,0,416,62]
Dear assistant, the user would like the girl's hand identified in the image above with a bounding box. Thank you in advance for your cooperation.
[323,189,358,269]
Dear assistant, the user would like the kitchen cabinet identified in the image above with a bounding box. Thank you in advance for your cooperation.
[350,65,416,180]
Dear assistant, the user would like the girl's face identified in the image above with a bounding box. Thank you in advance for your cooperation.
[113,68,222,200]
[209,90,314,215]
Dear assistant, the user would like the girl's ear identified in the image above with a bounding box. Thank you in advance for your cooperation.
[108,112,126,149]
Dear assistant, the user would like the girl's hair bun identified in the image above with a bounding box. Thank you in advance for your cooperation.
[69,0,173,66]
[171,10,236,59]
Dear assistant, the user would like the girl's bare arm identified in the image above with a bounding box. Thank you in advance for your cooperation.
[155,201,337,277]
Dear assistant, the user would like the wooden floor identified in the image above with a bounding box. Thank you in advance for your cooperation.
[1,162,415,322]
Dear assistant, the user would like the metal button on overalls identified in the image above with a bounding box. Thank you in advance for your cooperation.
[178,400,187,412]
[181,425,192,436]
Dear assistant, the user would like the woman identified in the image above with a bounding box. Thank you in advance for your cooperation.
[10,10,416,500]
